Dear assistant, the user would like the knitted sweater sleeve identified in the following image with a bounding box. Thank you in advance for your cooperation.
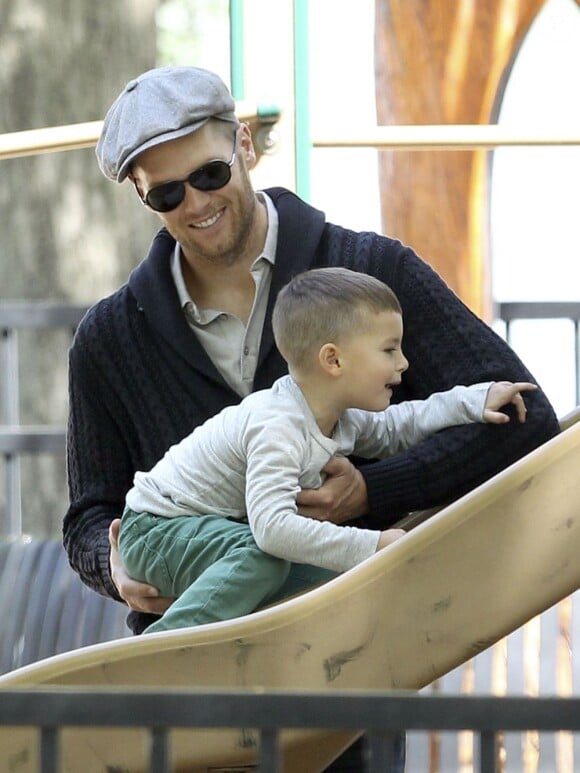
[63,327,129,602]
[353,240,560,525]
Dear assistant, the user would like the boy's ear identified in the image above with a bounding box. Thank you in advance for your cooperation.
[318,343,341,376]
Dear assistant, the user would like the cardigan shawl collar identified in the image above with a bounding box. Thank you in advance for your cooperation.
[127,187,326,390]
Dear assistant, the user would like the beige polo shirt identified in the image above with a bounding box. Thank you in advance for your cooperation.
[171,192,278,397]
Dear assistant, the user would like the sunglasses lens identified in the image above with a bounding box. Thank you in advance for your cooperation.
[144,152,234,212]
[191,160,232,191]
[146,182,186,213]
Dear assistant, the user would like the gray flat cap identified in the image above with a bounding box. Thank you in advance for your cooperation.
[96,66,238,182]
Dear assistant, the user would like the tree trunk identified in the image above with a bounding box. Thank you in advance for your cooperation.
[374,0,547,317]
[0,0,159,536]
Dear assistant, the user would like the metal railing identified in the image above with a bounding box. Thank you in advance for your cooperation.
[311,125,580,150]
[497,301,580,406]
[0,101,280,162]
[0,303,87,535]
[1,688,580,773]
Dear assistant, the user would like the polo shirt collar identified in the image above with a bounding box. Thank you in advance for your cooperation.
[171,191,278,313]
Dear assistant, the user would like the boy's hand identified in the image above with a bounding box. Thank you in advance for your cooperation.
[377,528,406,551]
[483,381,538,424]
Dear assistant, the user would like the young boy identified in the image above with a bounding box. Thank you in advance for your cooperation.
[119,267,536,634]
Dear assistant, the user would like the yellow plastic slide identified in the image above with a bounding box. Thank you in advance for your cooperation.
[1,412,580,771]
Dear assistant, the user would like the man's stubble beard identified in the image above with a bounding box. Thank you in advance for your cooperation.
[179,176,257,268]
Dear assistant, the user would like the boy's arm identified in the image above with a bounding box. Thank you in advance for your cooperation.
[352,382,490,459]
[358,247,559,525]
[352,381,537,459]
[244,425,379,572]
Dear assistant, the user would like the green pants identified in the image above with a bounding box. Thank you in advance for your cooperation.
[119,508,337,634]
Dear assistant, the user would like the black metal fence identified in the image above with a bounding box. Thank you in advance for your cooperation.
[0,302,86,535]
[1,688,579,773]
[496,301,580,406]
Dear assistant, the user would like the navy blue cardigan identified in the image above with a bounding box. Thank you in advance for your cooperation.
[64,187,559,633]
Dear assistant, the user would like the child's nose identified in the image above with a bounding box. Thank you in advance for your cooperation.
[398,351,409,372]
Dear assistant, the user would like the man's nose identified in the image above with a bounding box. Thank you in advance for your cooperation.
[182,182,212,211]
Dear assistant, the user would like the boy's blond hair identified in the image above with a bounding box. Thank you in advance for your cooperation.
[272,267,402,370]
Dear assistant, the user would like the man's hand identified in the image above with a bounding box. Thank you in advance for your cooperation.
[296,456,369,523]
[483,381,538,424]
[109,519,175,615]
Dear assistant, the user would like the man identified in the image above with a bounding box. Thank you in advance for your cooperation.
[63,65,559,771]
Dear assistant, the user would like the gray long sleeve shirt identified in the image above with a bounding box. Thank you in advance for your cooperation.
[126,376,491,572]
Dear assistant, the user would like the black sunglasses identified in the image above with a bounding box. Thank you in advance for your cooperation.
[141,135,237,213]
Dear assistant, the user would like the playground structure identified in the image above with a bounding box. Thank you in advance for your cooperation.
[1,407,580,769]
[2,2,580,770]
[0,412,580,773]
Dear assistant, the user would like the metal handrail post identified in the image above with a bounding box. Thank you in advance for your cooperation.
[293,0,310,201]
[229,0,245,100]
[1,325,22,535]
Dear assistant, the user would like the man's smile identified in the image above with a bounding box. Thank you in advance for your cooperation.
[191,209,225,229]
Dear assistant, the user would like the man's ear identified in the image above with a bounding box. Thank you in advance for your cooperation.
[128,172,145,202]
[239,123,257,169]
[318,343,342,376]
